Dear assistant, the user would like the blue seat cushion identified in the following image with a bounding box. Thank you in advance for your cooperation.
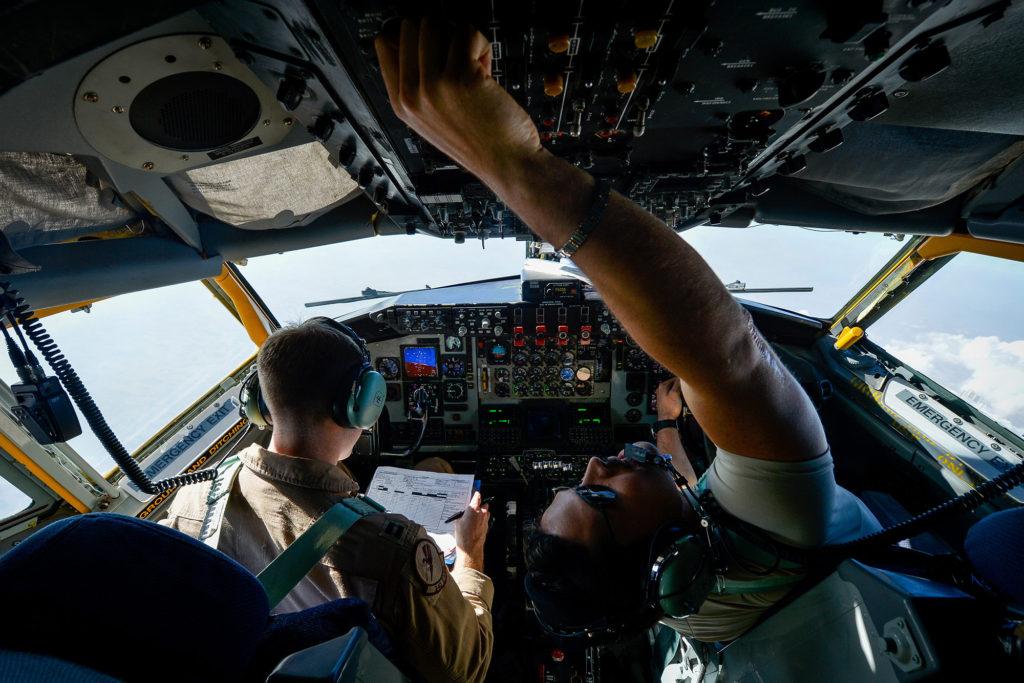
[244,598,396,681]
[0,513,269,682]
[964,508,1024,605]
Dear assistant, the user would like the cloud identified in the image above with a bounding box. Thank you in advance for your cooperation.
[881,332,1024,435]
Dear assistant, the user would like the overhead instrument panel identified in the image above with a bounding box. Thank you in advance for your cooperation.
[193,0,1012,240]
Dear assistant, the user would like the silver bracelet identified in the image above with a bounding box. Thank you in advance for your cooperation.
[557,179,612,258]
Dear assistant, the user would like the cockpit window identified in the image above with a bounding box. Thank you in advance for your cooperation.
[0,281,256,474]
[682,224,907,318]
[240,234,527,323]
[0,475,31,519]
[867,252,1024,436]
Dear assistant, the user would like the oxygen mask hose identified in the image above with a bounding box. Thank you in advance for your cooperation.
[0,283,216,494]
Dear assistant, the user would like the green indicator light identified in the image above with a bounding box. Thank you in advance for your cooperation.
[577,408,587,412]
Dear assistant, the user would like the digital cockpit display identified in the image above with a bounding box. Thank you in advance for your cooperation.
[403,346,438,378]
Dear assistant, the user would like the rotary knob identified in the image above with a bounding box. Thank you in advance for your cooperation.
[480,318,491,330]
[457,325,468,337]
[494,325,504,336]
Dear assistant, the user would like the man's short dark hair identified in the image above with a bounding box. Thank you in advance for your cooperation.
[524,529,656,635]
[257,318,363,424]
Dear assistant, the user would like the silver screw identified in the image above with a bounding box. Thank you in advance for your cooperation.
[112,105,124,114]
[198,37,213,50]
[83,92,99,103]
[142,162,154,170]
[893,89,909,98]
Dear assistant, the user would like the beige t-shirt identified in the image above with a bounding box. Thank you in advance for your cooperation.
[662,447,880,642]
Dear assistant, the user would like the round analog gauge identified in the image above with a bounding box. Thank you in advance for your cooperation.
[494,368,510,383]
[488,341,510,365]
[513,383,529,397]
[512,351,528,366]
[626,392,643,406]
[544,350,561,366]
[624,347,649,371]
[495,382,511,398]
[576,366,593,382]
[529,352,544,366]
[559,367,575,382]
[575,381,593,397]
[445,335,464,352]
[512,366,528,382]
[375,357,400,380]
[528,367,543,381]
[444,380,467,402]
[546,367,561,380]
[625,408,642,423]
[529,382,544,396]
[559,383,575,397]
[545,381,561,397]
[561,351,575,366]
[442,358,466,378]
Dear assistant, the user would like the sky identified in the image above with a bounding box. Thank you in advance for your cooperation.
[0,225,1021,517]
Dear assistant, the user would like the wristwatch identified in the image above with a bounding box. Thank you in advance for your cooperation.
[651,419,677,438]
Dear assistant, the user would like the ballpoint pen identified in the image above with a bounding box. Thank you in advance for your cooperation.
[444,497,494,524]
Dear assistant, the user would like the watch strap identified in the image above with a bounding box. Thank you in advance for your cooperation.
[557,179,612,258]
[652,419,678,435]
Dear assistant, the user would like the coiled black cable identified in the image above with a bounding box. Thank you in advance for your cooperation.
[829,460,1024,553]
[1,283,215,494]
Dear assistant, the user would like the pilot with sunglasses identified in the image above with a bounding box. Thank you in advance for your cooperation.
[374,20,881,644]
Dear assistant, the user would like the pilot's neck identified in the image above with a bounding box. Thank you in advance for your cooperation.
[269,421,352,466]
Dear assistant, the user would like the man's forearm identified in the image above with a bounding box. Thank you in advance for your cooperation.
[482,151,826,461]
[656,425,697,487]
[454,548,484,573]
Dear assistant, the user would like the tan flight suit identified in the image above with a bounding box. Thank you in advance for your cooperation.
[158,445,494,683]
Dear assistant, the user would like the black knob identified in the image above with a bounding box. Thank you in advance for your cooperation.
[276,76,306,111]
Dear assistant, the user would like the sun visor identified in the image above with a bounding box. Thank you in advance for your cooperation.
[0,152,141,257]
[167,142,361,230]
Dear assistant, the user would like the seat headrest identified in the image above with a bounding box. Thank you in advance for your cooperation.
[0,513,269,682]
[964,508,1024,604]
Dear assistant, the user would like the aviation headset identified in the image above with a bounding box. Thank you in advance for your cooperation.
[239,317,387,431]
[524,443,729,646]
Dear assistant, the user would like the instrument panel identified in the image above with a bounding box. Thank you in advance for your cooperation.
[365,300,672,456]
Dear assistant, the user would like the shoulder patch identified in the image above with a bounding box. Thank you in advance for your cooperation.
[412,538,448,596]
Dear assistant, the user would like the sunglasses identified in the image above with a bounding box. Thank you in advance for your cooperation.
[554,483,619,544]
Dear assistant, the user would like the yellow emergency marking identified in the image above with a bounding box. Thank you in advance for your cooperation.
[214,266,271,347]
[848,377,968,481]
[136,419,247,519]
[0,432,91,513]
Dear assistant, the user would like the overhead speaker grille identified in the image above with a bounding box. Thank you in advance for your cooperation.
[75,34,291,174]
[130,72,260,151]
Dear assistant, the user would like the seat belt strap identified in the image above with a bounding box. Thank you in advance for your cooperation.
[257,495,386,609]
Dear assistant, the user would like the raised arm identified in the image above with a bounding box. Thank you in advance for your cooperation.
[374,19,825,462]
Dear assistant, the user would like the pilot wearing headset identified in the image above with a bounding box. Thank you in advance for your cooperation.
[372,20,881,645]
[159,317,494,683]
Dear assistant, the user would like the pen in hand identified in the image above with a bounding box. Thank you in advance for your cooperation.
[445,497,494,524]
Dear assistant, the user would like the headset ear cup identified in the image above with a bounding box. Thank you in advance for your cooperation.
[240,372,271,428]
[332,365,386,429]
[656,535,716,618]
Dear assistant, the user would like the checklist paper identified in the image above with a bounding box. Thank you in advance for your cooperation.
[366,466,476,559]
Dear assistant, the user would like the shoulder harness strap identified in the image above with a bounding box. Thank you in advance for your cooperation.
[257,495,386,609]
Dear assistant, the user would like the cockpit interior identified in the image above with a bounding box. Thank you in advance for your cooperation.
[0,0,1022,681]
